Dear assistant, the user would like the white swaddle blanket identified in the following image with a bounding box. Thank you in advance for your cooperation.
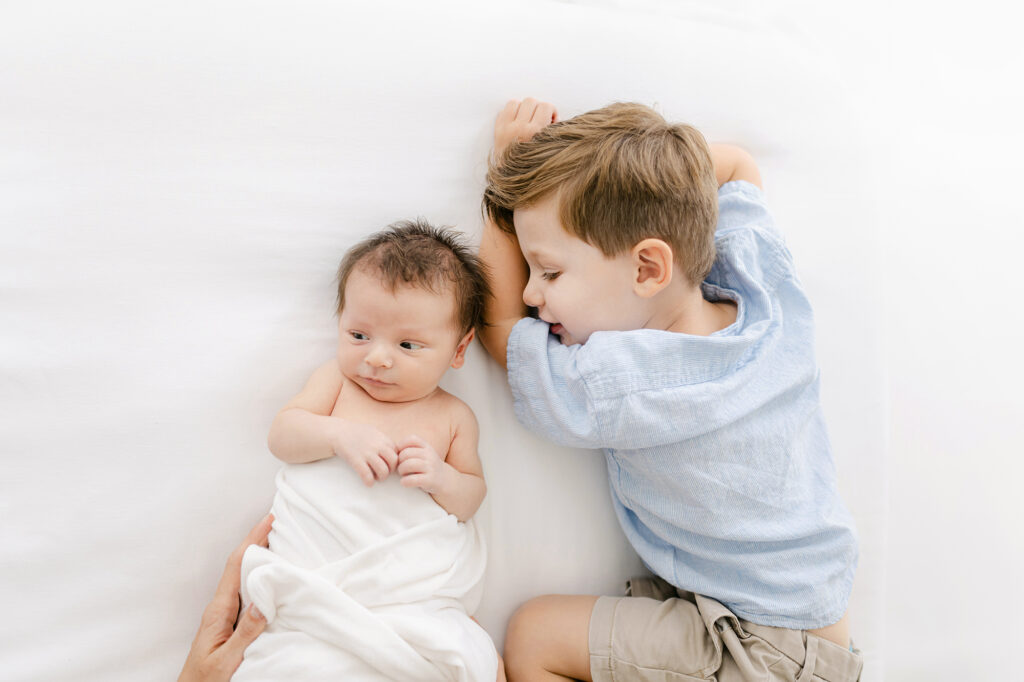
[235,458,497,682]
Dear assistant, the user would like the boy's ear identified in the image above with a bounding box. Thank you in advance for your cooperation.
[631,238,674,298]
[450,328,475,369]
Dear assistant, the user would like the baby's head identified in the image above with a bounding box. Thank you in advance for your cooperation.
[484,102,718,345]
[335,220,490,402]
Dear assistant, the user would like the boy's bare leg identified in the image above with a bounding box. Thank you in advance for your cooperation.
[504,595,598,682]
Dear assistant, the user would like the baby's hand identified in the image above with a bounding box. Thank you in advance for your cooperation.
[494,98,558,158]
[331,421,398,486]
[396,435,450,495]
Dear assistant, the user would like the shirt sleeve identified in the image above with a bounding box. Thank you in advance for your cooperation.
[715,180,782,241]
[505,318,606,449]
[505,318,755,451]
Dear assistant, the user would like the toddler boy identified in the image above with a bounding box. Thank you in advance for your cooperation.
[235,220,501,681]
[479,99,862,682]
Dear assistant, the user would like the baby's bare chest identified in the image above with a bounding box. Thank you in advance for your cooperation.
[330,384,454,458]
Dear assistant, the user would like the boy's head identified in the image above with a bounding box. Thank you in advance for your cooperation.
[335,220,490,402]
[483,102,719,344]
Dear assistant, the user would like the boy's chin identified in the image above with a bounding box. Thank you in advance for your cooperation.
[550,324,584,346]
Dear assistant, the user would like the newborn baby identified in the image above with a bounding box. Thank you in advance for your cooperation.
[235,220,499,682]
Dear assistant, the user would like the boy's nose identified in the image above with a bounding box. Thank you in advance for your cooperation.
[522,278,542,308]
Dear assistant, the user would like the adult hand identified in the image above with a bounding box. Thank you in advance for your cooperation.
[178,514,273,682]
[493,98,558,158]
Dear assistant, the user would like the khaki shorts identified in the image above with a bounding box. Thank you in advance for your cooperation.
[589,576,863,682]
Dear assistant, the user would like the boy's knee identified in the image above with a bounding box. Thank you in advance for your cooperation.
[504,596,558,675]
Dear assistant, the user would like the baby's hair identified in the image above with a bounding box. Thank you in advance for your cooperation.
[483,102,719,285]
[336,219,491,335]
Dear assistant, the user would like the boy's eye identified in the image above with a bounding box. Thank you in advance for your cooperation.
[400,341,423,351]
[350,331,368,341]
[542,271,561,281]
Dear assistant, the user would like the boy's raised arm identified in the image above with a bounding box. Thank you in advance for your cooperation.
[709,143,762,189]
[478,221,528,369]
[479,98,558,369]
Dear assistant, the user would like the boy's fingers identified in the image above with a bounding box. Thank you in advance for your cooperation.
[519,97,539,121]
[500,99,519,120]
[217,604,266,673]
[360,464,375,486]
[380,447,398,471]
[533,102,557,125]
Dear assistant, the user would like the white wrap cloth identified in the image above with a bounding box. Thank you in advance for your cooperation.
[235,458,497,681]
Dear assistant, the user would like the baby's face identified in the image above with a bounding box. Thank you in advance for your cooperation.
[515,193,647,345]
[337,269,472,403]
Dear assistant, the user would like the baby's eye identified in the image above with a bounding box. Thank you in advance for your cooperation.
[400,341,423,351]
[350,331,368,341]
[542,271,561,281]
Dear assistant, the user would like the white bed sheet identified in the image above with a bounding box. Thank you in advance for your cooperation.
[0,1,886,679]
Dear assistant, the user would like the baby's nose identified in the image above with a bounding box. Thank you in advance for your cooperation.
[366,345,392,368]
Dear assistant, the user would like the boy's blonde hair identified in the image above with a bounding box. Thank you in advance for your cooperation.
[483,102,719,285]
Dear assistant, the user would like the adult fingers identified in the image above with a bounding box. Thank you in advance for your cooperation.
[210,514,274,618]
[213,604,267,679]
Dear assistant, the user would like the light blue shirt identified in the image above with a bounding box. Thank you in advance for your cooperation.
[506,181,858,629]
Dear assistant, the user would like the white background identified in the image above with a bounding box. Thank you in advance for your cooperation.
[782,1,1024,679]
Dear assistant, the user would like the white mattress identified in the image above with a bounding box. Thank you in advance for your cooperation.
[0,1,886,679]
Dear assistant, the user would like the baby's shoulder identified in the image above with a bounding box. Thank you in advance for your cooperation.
[429,388,478,431]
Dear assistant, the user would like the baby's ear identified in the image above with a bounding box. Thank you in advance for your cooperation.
[450,329,475,369]
[631,239,673,297]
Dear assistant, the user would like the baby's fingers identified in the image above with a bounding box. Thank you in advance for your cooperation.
[368,453,390,481]
[400,474,428,489]
[357,462,376,487]
[379,446,398,472]
[398,456,426,477]
[397,434,428,452]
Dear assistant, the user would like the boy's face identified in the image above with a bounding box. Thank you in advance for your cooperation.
[337,268,473,403]
[514,194,646,346]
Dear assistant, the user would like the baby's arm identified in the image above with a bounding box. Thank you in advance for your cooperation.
[709,143,762,188]
[479,98,557,369]
[396,403,486,522]
[267,360,397,485]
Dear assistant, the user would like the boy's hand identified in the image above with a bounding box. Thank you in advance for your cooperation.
[331,420,398,486]
[396,435,451,495]
[494,98,558,158]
